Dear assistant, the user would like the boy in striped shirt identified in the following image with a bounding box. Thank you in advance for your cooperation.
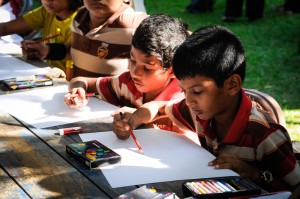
[64,14,190,134]
[114,25,300,192]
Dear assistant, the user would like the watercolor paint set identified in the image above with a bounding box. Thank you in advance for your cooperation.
[66,140,121,169]
[182,176,261,199]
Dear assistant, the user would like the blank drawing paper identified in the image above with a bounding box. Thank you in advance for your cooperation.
[80,129,238,188]
[0,53,48,80]
[0,85,118,128]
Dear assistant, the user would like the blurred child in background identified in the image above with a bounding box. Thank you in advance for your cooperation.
[0,0,83,72]
[22,0,148,80]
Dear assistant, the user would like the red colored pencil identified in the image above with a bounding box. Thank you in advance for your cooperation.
[119,113,144,154]
[129,127,144,154]
[70,93,95,97]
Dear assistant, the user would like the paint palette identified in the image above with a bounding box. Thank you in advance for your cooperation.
[66,140,121,169]
[182,176,261,199]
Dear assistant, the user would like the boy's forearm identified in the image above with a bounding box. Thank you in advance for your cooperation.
[68,77,88,91]
[68,77,99,93]
[0,23,5,36]
[0,18,32,36]
[131,101,168,128]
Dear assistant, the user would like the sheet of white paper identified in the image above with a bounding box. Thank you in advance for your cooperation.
[0,85,118,128]
[0,54,48,80]
[80,129,238,188]
[0,3,23,44]
[0,40,22,55]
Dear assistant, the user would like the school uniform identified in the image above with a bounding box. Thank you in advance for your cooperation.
[95,71,184,131]
[23,6,77,71]
[96,72,183,107]
[71,3,148,77]
[165,89,300,188]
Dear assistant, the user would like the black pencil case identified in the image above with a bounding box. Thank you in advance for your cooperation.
[182,176,261,199]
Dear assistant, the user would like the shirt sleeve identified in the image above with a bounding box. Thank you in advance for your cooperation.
[256,127,300,187]
[165,99,195,132]
[96,75,122,106]
[22,6,47,30]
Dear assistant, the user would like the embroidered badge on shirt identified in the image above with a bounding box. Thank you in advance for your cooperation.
[98,42,109,59]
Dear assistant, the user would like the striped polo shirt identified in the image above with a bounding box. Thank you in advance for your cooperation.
[165,89,300,188]
[71,4,148,77]
[96,72,183,108]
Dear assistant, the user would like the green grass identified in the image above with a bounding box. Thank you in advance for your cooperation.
[145,0,300,140]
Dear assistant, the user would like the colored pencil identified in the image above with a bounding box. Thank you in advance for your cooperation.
[36,33,61,43]
[120,113,144,154]
[129,127,144,154]
[69,93,95,97]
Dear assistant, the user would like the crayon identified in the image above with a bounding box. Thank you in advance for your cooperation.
[209,180,226,192]
[193,182,207,194]
[205,180,222,193]
[236,178,255,189]
[230,179,246,190]
[196,182,212,193]
[220,180,236,191]
[200,181,216,193]
[216,180,232,192]
[186,182,202,195]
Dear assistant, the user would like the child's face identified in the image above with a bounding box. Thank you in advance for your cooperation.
[41,0,71,14]
[178,76,231,121]
[84,0,125,18]
[129,47,174,99]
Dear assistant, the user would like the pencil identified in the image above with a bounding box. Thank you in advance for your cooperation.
[129,127,144,154]
[69,93,95,97]
[20,34,62,49]
[36,33,61,43]
[119,113,144,154]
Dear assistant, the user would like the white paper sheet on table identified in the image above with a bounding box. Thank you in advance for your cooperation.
[0,85,118,128]
[0,53,48,80]
[79,129,238,188]
[0,40,22,55]
[0,3,23,45]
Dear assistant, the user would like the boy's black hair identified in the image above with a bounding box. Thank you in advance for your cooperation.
[132,13,190,69]
[70,0,84,11]
[172,25,246,87]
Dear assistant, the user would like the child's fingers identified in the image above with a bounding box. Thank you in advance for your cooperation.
[64,92,87,108]
[112,122,130,140]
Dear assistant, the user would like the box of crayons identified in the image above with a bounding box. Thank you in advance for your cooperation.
[66,140,121,169]
[182,176,261,199]
[3,74,53,90]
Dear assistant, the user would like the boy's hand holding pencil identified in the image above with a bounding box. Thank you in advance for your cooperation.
[64,87,95,109]
[113,112,133,140]
[21,40,50,59]
[112,112,144,154]
[20,34,61,59]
